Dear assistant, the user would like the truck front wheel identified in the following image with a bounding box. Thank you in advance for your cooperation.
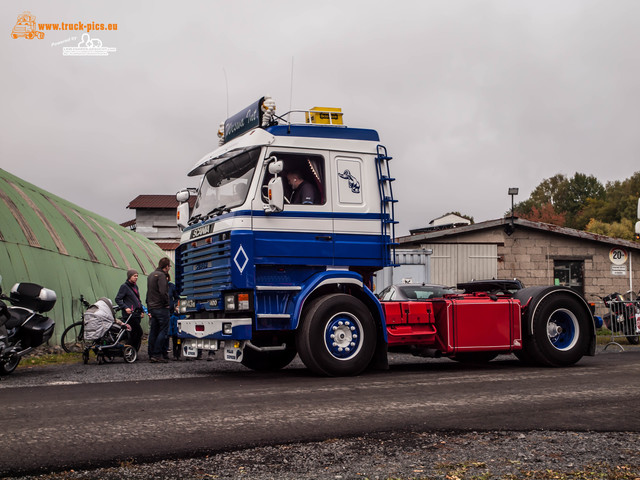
[296,294,376,376]
[524,293,590,367]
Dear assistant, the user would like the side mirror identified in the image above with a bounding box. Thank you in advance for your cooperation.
[176,189,192,230]
[265,177,284,213]
[268,159,283,175]
[176,189,191,203]
[263,157,284,214]
[635,220,640,240]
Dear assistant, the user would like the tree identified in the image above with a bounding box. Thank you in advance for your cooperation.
[585,218,635,241]
[513,170,639,240]
[514,174,568,216]
[519,202,566,226]
[514,173,604,230]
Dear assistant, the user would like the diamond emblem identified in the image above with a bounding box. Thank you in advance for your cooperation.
[233,245,249,274]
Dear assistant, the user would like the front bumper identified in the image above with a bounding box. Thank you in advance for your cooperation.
[176,317,252,340]
[177,317,252,361]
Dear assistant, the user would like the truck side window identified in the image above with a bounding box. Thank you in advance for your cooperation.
[263,153,325,205]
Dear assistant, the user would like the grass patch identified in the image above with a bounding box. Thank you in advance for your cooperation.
[18,351,81,368]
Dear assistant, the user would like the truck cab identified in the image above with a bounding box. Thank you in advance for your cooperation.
[175,96,397,376]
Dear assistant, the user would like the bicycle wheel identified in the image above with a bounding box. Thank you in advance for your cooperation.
[61,321,85,353]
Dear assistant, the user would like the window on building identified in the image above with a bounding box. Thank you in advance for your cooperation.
[553,260,584,295]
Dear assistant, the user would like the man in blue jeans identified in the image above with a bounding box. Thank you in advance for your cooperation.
[146,257,171,363]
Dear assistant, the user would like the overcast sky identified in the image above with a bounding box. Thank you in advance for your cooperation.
[2,1,639,235]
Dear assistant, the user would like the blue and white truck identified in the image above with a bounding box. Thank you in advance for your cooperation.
[174,96,595,376]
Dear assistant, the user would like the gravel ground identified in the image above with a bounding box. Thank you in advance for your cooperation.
[5,430,639,480]
[3,345,640,479]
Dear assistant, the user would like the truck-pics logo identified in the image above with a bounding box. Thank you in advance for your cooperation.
[11,12,44,39]
[11,11,118,57]
[62,34,116,57]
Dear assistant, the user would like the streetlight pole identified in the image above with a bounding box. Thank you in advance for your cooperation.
[505,187,519,236]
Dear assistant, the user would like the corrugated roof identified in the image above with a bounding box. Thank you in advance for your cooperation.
[120,219,136,228]
[127,194,196,209]
[399,217,640,251]
[0,168,170,345]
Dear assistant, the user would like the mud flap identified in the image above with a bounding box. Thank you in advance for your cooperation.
[369,337,389,371]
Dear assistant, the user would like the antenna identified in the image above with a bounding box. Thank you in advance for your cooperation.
[223,67,229,117]
[289,56,294,113]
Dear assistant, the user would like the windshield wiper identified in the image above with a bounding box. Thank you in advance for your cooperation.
[187,214,203,225]
[203,205,229,220]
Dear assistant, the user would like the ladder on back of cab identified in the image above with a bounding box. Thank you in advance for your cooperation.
[375,145,399,267]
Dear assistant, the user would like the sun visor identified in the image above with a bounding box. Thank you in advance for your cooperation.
[188,128,275,177]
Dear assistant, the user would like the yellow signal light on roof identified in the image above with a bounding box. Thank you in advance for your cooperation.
[305,107,343,125]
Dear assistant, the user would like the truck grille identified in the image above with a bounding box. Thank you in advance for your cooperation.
[176,234,231,306]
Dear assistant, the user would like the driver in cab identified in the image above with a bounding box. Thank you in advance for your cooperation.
[286,171,319,205]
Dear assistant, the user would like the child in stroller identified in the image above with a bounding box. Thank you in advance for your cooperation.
[82,297,138,364]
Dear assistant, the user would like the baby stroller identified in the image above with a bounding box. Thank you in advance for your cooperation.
[82,297,138,364]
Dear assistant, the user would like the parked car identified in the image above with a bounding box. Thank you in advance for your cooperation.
[377,283,455,302]
[456,279,524,295]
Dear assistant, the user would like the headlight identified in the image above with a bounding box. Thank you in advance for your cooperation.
[225,294,236,310]
[179,299,195,314]
[224,292,252,311]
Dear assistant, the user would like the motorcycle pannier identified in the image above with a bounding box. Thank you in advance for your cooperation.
[21,315,55,347]
[10,283,56,312]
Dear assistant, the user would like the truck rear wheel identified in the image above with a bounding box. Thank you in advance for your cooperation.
[241,346,297,372]
[296,294,376,376]
[524,293,590,367]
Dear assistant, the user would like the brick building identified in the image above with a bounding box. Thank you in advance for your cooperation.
[397,217,640,312]
[123,195,196,261]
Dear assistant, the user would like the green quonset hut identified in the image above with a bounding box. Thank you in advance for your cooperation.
[0,168,167,344]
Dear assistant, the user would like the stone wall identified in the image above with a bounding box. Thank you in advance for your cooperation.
[497,227,640,315]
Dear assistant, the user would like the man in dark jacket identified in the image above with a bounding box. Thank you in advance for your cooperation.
[115,269,144,353]
[286,171,319,205]
[146,258,171,363]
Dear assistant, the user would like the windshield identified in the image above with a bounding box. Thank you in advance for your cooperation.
[190,147,260,221]
[399,285,454,300]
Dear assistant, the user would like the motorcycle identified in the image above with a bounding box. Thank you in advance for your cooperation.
[600,292,640,345]
[0,276,57,375]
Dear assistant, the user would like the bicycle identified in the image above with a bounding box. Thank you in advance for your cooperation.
[60,295,91,353]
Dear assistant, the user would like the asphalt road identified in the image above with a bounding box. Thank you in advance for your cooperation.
[1,349,639,476]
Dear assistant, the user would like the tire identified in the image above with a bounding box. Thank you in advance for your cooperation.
[0,355,20,375]
[296,294,376,377]
[241,346,297,372]
[452,352,498,363]
[123,345,137,363]
[61,321,84,353]
[523,293,590,367]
